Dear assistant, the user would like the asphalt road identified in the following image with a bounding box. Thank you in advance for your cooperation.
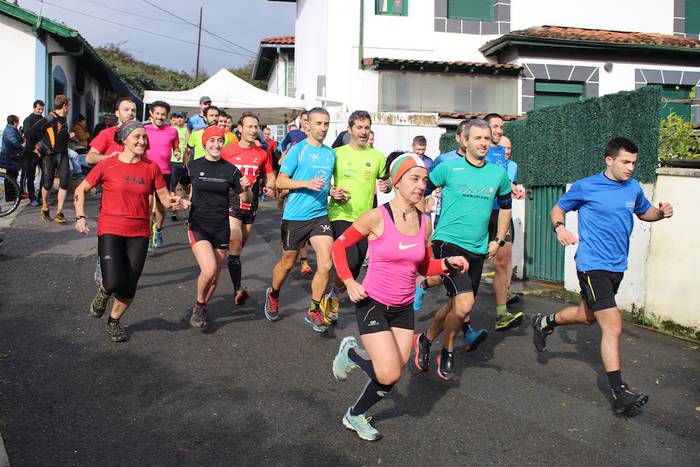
[0,199,698,466]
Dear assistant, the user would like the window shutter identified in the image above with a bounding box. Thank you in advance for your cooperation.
[686,0,700,34]
[447,0,493,21]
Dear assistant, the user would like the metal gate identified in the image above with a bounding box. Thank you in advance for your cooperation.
[525,185,566,283]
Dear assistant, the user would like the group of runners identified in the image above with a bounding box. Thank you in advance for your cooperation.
[65,92,673,441]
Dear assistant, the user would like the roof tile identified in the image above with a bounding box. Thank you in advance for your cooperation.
[260,35,295,45]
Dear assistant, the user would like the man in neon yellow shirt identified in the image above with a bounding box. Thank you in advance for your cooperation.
[187,105,234,161]
[325,110,391,321]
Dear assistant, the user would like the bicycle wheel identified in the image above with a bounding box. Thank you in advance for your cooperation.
[0,172,21,217]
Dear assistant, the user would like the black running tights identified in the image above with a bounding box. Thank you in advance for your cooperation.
[41,152,70,191]
[98,234,149,300]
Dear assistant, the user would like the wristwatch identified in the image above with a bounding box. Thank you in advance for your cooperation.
[494,237,506,247]
[552,221,565,232]
[76,215,87,221]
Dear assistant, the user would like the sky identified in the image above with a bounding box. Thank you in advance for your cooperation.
[18,0,296,75]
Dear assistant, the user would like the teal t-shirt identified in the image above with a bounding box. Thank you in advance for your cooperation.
[429,157,511,254]
[280,140,336,221]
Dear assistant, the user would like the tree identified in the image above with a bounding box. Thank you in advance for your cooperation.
[228,61,266,90]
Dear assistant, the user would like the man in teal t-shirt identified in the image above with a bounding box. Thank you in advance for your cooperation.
[414,119,512,382]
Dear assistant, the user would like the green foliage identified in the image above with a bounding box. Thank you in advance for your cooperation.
[658,112,700,160]
[96,44,266,97]
[439,87,662,184]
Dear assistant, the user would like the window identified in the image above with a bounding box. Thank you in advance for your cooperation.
[379,71,517,114]
[286,56,295,97]
[448,0,493,21]
[686,0,700,35]
[534,81,583,110]
[376,0,407,16]
[660,84,692,120]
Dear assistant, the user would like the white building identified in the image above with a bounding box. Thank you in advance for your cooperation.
[259,0,700,156]
[0,1,140,131]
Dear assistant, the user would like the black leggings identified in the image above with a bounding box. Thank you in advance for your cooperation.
[331,220,368,278]
[41,152,70,191]
[98,234,149,300]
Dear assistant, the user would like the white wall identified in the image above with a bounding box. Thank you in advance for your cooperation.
[646,169,700,328]
[511,0,673,34]
[562,183,654,311]
[0,15,38,121]
[294,0,329,107]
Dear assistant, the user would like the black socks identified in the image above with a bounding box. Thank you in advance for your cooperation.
[227,255,242,290]
[270,288,280,299]
[607,370,623,390]
[348,347,394,416]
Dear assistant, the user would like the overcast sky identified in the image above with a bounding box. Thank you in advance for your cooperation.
[19,0,296,75]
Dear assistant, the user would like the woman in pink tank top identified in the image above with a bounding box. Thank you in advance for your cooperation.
[330,154,468,441]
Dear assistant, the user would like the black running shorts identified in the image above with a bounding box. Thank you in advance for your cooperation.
[280,216,333,251]
[432,241,485,297]
[355,297,414,335]
[577,270,624,312]
[187,221,229,250]
[488,210,514,243]
[229,207,257,225]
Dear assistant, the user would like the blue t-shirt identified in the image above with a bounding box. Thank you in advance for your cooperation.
[486,145,509,210]
[281,129,307,152]
[420,154,433,172]
[280,140,336,221]
[187,114,206,132]
[557,172,652,273]
[507,160,518,183]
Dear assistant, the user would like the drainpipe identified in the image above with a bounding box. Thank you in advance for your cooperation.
[358,0,364,69]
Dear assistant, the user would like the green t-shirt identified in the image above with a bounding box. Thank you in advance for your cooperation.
[429,157,511,254]
[188,128,233,160]
[171,126,188,162]
[328,145,387,222]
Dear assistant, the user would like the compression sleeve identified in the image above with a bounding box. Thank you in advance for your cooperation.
[417,245,447,277]
[331,226,366,282]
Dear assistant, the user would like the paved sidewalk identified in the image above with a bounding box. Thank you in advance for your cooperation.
[0,201,698,466]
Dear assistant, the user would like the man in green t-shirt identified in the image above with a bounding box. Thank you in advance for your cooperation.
[186,105,233,161]
[169,112,188,221]
[325,110,390,321]
[414,119,512,381]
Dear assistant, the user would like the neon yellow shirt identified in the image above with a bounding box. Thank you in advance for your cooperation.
[328,145,387,222]
[188,128,234,160]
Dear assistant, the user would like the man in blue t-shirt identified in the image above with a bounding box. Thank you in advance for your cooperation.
[532,137,673,416]
[280,110,309,155]
[484,114,526,332]
[263,107,342,334]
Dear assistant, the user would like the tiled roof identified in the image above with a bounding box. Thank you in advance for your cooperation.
[482,25,700,55]
[439,112,523,121]
[362,57,521,74]
[260,35,295,45]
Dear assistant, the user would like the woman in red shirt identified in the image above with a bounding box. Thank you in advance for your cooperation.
[73,120,184,343]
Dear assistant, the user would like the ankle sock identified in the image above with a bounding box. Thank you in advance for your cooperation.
[607,370,622,389]
[540,313,558,331]
[270,288,280,299]
[496,304,508,316]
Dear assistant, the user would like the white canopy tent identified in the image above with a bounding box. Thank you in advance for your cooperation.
[142,69,305,125]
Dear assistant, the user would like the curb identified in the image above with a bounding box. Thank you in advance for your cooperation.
[0,431,10,467]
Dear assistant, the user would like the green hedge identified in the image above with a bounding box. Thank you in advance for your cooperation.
[439,86,661,185]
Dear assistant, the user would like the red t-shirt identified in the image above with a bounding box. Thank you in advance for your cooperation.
[221,143,273,211]
[90,126,124,156]
[86,157,166,237]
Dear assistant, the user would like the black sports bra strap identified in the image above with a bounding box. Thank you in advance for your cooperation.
[384,204,422,227]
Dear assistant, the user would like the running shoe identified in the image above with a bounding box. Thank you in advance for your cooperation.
[29,199,40,207]
[304,309,329,333]
[90,288,111,318]
[413,276,427,312]
[494,310,524,332]
[463,327,488,352]
[332,336,359,381]
[106,320,129,343]
[263,287,279,321]
[531,313,553,352]
[413,332,431,372]
[234,289,250,306]
[153,224,163,249]
[611,384,649,415]
[39,209,51,223]
[436,349,455,381]
[53,212,67,224]
[190,303,208,328]
[147,240,153,255]
[299,259,313,276]
[342,407,382,441]
[321,291,340,325]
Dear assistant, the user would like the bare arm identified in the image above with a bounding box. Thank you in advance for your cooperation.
[551,204,578,246]
[86,147,118,165]
[73,179,95,235]
[637,202,673,222]
[275,172,325,191]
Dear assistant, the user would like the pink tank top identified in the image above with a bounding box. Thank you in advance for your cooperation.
[362,205,427,306]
